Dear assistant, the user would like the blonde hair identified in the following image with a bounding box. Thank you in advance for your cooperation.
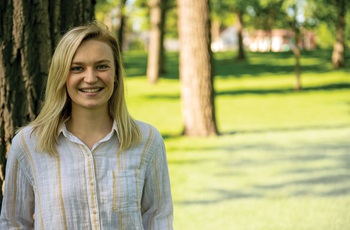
[30,22,141,155]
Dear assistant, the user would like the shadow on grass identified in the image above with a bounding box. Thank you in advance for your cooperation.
[220,123,350,136]
[162,123,350,141]
[171,125,350,206]
[123,49,350,79]
[143,82,350,101]
[176,142,350,206]
[217,82,350,96]
[178,189,262,205]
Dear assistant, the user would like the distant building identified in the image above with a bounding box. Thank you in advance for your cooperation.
[247,29,316,52]
[211,26,316,53]
[211,26,239,52]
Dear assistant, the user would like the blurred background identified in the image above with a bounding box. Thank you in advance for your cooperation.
[1,0,350,229]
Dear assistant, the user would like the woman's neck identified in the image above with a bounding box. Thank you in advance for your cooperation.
[66,108,113,149]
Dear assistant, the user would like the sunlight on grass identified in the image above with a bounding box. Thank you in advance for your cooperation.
[124,50,350,229]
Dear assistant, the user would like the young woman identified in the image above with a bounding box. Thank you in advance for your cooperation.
[0,22,173,229]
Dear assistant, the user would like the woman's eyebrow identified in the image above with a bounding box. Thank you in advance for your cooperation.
[95,59,112,64]
[71,60,112,65]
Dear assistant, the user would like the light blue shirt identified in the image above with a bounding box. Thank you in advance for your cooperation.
[0,120,173,229]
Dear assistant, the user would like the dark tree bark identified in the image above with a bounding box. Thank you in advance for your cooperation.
[147,0,167,84]
[332,0,346,68]
[0,0,95,210]
[293,44,302,91]
[177,0,218,136]
[117,0,127,52]
[291,4,302,91]
[236,10,245,60]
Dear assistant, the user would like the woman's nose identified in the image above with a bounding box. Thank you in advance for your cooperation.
[84,68,98,84]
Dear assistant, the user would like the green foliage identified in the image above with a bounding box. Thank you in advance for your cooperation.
[95,0,119,22]
[309,0,339,26]
[164,2,178,38]
[128,38,146,50]
[308,0,350,49]
[211,0,257,27]
[123,50,350,229]
[128,0,177,37]
[315,22,336,49]
[248,0,287,30]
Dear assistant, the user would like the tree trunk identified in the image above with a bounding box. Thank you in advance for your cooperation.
[293,46,302,91]
[236,10,245,60]
[332,0,346,68]
[178,0,218,136]
[211,20,221,43]
[0,0,95,211]
[118,0,127,52]
[147,0,167,84]
[292,4,302,91]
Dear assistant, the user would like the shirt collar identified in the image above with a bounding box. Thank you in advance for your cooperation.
[59,120,120,142]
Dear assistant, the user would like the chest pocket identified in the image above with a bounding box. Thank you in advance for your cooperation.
[108,169,142,213]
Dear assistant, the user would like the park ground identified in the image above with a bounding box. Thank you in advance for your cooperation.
[124,50,350,229]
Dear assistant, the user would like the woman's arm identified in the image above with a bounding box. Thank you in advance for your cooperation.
[141,141,173,230]
[0,145,35,229]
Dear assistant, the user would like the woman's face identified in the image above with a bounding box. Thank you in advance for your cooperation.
[66,39,116,114]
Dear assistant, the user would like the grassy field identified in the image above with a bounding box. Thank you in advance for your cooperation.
[123,50,350,229]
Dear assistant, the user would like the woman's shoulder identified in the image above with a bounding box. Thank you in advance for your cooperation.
[135,120,161,136]
[133,120,166,162]
[135,120,164,144]
[6,126,37,180]
[10,125,37,153]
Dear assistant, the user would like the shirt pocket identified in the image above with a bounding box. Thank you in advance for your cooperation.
[108,169,141,213]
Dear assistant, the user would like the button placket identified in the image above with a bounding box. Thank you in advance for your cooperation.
[82,146,101,230]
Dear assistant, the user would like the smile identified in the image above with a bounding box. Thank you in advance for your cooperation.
[79,88,103,93]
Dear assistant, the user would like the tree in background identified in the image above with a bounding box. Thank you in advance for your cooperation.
[310,0,348,68]
[147,0,169,84]
[96,0,127,51]
[133,0,174,83]
[0,0,95,209]
[118,0,128,51]
[177,0,218,136]
[282,0,307,91]
[331,0,347,67]
[211,0,256,60]
[249,0,286,51]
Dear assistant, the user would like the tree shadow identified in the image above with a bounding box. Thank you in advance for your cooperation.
[142,82,350,102]
[220,123,350,136]
[177,189,261,205]
[123,49,350,79]
[177,144,350,205]
[216,82,350,96]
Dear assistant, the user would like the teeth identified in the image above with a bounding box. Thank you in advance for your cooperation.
[81,88,101,93]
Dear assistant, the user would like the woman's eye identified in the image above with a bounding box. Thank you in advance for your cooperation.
[70,66,83,72]
[97,65,109,70]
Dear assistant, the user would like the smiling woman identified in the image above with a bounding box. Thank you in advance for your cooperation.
[0,22,173,229]
[66,39,115,115]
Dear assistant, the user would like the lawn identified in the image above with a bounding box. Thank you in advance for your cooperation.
[124,50,350,229]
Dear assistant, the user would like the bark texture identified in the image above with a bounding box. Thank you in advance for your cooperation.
[332,0,346,68]
[0,0,95,210]
[236,11,245,60]
[147,0,167,84]
[117,0,127,52]
[177,0,218,136]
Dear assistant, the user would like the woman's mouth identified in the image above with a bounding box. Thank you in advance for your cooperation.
[79,88,103,93]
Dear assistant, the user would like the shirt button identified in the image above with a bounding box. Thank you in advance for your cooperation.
[93,209,97,214]
[90,181,94,187]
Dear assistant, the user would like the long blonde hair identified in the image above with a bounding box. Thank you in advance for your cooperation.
[30,22,141,155]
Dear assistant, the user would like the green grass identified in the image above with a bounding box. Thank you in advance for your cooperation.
[124,50,350,229]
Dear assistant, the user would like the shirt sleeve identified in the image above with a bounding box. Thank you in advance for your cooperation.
[141,140,173,230]
[0,144,35,229]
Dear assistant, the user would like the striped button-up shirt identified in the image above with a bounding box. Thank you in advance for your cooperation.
[0,120,173,230]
